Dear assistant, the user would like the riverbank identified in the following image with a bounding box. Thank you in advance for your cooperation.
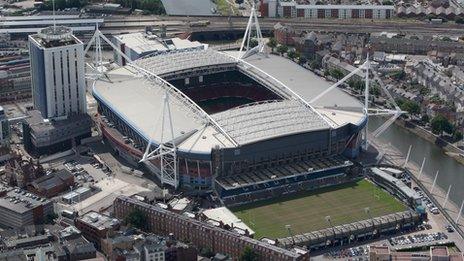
[389,117,464,165]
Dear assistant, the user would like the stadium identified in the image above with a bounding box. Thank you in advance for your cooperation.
[92,47,369,205]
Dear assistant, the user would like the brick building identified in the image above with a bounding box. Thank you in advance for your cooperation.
[75,211,120,250]
[114,196,309,261]
[28,169,74,198]
[273,22,297,46]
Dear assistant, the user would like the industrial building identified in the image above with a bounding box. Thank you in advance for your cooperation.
[112,31,206,66]
[0,185,53,228]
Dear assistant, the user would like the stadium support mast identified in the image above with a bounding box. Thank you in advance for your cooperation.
[363,53,370,150]
[140,92,179,188]
[238,3,264,59]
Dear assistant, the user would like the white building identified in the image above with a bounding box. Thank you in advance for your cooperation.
[112,32,206,66]
[28,26,86,120]
[261,0,394,19]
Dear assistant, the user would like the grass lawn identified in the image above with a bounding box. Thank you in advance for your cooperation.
[230,179,407,239]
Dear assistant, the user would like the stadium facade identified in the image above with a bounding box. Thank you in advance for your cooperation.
[92,49,367,194]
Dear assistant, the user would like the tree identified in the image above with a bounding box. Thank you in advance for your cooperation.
[113,0,165,14]
[382,0,393,4]
[249,38,258,48]
[453,130,463,142]
[235,0,244,4]
[240,246,259,261]
[456,17,464,24]
[329,68,345,80]
[126,209,147,229]
[299,56,308,65]
[267,38,277,51]
[287,49,297,60]
[421,114,429,123]
[309,59,321,70]
[431,114,454,134]
[45,212,58,224]
[390,70,405,81]
[276,45,288,56]
[397,99,420,115]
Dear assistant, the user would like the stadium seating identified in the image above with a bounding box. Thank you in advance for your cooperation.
[169,70,282,114]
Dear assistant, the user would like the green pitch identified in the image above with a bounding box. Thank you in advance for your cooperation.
[230,179,407,239]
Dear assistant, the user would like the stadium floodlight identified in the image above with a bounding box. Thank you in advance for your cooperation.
[364,207,374,226]
[285,224,294,244]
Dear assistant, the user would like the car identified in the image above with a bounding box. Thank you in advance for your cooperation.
[446,225,454,233]
[430,208,439,214]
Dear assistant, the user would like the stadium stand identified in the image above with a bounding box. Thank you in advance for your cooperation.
[278,210,421,250]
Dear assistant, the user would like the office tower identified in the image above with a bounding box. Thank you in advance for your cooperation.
[29,26,86,119]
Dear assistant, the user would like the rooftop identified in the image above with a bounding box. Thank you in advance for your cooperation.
[93,51,365,153]
[29,26,81,48]
[0,185,51,214]
[76,211,120,231]
[114,32,204,56]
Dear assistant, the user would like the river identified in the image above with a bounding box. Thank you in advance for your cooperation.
[369,116,464,207]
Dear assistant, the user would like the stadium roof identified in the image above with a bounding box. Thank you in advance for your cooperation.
[93,50,365,153]
[133,49,236,77]
[213,100,329,144]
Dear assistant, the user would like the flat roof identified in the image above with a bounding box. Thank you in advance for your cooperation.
[76,211,119,231]
[0,185,51,214]
[114,32,204,55]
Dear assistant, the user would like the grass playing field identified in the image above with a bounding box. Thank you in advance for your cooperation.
[230,179,407,239]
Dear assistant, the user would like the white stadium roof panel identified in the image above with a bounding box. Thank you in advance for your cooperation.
[213,100,330,144]
[133,49,237,77]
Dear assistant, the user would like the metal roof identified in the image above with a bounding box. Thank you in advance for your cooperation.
[133,49,237,77]
[94,50,365,152]
[213,100,329,144]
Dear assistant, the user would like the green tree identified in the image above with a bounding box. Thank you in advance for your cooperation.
[126,209,147,229]
[299,56,308,65]
[348,79,364,91]
[397,99,420,115]
[382,0,393,4]
[330,68,345,80]
[240,246,259,261]
[390,71,405,81]
[456,17,464,24]
[45,212,58,224]
[431,114,454,134]
[249,38,258,48]
[453,130,463,141]
[267,38,277,50]
[276,45,288,56]
[287,49,298,60]
[309,59,321,70]
[421,114,429,123]
[113,0,165,14]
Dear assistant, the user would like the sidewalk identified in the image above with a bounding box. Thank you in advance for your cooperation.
[369,135,464,250]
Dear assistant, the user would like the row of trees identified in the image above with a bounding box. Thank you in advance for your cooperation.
[114,0,165,14]
[42,0,88,10]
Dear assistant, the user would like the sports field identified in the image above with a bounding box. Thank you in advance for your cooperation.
[230,179,407,239]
